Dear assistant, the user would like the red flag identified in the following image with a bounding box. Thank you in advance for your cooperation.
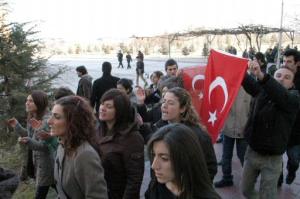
[182,65,206,115]
[200,50,248,143]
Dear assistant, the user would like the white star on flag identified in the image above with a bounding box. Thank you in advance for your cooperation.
[208,110,217,126]
[199,92,203,99]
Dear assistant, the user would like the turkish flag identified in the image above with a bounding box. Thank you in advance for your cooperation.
[200,50,248,143]
[182,65,206,116]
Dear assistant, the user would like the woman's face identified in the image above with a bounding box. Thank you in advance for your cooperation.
[99,100,116,123]
[151,74,160,85]
[117,84,129,94]
[25,95,37,113]
[48,104,67,138]
[161,92,184,123]
[151,140,175,184]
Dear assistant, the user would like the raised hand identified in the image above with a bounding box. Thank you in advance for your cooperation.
[248,60,264,80]
[36,130,52,140]
[18,136,29,144]
[6,118,18,128]
[176,68,183,77]
[29,118,43,129]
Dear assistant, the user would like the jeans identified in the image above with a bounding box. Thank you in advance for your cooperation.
[221,135,247,181]
[287,145,300,174]
[242,147,282,199]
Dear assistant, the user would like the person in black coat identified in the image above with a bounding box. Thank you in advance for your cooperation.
[241,61,300,198]
[117,51,124,68]
[282,49,300,184]
[126,52,132,69]
[90,62,120,115]
[136,57,147,87]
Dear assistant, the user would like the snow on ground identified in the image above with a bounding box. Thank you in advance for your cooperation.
[48,56,208,92]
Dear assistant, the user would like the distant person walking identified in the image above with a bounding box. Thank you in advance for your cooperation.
[126,52,132,69]
[90,62,120,115]
[76,65,93,99]
[137,50,144,61]
[136,57,147,87]
[117,50,124,68]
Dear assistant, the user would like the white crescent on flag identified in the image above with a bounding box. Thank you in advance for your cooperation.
[208,76,228,113]
[192,74,205,98]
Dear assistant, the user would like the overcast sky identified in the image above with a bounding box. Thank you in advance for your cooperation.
[6,0,300,41]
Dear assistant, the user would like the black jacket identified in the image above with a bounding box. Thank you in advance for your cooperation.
[154,120,217,181]
[145,181,220,199]
[136,61,144,73]
[242,74,300,155]
[137,103,161,125]
[98,120,144,199]
[288,70,300,146]
[90,74,120,113]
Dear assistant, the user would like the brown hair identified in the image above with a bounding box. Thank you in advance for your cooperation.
[29,90,48,120]
[55,95,97,156]
[100,89,134,131]
[166,87,206,131]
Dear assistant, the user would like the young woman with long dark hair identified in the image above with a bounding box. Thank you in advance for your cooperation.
[98,89,144,199]
[7,90,58,199]
[145,123,220,199]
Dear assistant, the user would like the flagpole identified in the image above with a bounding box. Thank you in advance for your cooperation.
[276,0,284,68]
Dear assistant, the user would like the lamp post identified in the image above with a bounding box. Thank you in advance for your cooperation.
[276,0,284,68]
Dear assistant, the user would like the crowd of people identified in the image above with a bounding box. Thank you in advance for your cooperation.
[2,47,300,199]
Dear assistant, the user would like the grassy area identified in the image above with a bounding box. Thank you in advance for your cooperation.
[0,139,56,198]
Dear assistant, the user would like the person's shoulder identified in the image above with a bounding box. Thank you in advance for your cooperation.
[94,77,103,82]
[288,89,300,103]
[112,76,120,81]
[127,125,144,140]
[189,125,212,140]
[154,119,167,128]
[289,89,299,95]
[76,142,98,157]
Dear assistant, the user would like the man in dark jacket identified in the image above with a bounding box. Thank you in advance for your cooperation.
[283,49,300,184]
[90,62,120,115]
[136,57,147,87]
[241,61,300,199]
[126,52,132,69]
[117,50,124,68]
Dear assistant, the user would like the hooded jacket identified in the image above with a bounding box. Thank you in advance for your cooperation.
[97,119,144,199]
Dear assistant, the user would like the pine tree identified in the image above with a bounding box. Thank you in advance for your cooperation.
[0,1,64,130]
